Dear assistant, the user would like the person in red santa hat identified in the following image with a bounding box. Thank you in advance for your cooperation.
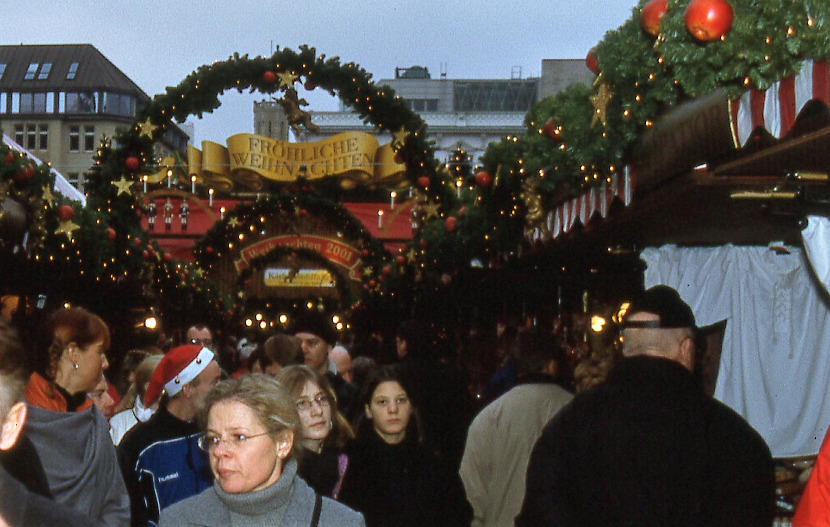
[117,344,222,527]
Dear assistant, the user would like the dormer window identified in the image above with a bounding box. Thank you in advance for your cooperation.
[37,63,52,80]
[67,62,79,80]
[0,64,6,80]
[24,63,39,80]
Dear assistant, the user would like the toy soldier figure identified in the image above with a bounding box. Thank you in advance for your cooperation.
[164,198,173,232]
[147,200,157,230]
[179,199,190,232]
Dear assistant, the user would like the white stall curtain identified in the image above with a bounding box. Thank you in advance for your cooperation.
[641,241,830,457]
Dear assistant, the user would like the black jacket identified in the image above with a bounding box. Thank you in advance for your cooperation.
[517,355,775,527]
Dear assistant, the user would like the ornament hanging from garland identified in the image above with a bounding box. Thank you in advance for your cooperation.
[684,0,734,42]
[474,171,493,189]
[640,0,668,37]
[585,48,600,75]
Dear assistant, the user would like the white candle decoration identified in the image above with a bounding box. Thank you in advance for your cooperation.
[209,188,214,207]
[390,191,397,210]
[191,175,196,194]
[377,210,384,229]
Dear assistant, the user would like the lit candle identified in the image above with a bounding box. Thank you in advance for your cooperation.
[390,191,397,210]
[456,180,463,198]
[377,209,384,229]
[142,175,148,194]
[191,175,196,194]
[220,206,226,220]
[166,170,172,188]
[209,188,214,207]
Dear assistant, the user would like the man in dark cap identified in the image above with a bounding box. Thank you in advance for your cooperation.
[516,285,775,527]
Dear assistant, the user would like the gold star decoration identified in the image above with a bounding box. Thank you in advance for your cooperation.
[42,185,56,207]
[590,81,613,127]
[362,266,374,278]
[421,202,440,220]
[55,220,80,240]
[278,72,298,89]
[227,217,240,228]
[406,248,418,263]
[137,118,158,139]
[392,127,410,148]
[112,176,133,196]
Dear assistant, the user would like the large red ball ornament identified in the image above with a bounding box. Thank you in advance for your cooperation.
[417,176,431,189]
[382,265,391,276]
[474,171,493,189]
[585,49,600,75]
[685,0,734,41]
[641,0,668,36]
[57,204,74,221]
[444,216,457,232]
[4,152,14,163]
[133,237,143,247]
[105,227,116,241]
[125,156,140,171]
[263,70,277,84]
[543,118,562,140]
[395,255,406,265]
[13,166,32,183]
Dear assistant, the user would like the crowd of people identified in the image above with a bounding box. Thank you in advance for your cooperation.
[0,284,818,526]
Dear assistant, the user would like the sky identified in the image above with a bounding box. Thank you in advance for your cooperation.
[5,0,636,144]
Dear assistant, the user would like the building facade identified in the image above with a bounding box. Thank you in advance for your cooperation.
[0,44,188,191]
[252,60,594,168]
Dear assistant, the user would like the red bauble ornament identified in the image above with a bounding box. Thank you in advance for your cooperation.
[206,246,214,254]
[13,166,31,183]
[641,0,668,36]
[685,0,734,41]
[304,79,316,91]
[543,118,562,140]
[133,237,143,247]
[369,279,377,288]
[585,49,600,75]
[382,265,391,276]
[419,239,427,248]
[474,171,493,189]
[263,70,277,84]
[164,252,172,262]
[105,227,116,241]
[142,250,150,260]
[417,176,431,189]
[395,255,405,265]
[361,249,370,257]
[57,204,74,221]
[125,156,140,171]
[4,152,14,163]
[444,216,457,232]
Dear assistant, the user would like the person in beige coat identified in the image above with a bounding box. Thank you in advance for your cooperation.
[459,327,573,527]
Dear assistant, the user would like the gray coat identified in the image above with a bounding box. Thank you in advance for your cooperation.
[159,471,365,527]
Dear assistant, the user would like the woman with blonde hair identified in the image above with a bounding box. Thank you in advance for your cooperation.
[159,374,364,527]
[276,364,354,498]
[109,353,163,445]
[22,306,129,526]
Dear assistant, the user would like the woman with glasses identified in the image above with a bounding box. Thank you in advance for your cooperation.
[337,365,471,527]
[159,373,365,527]
[275,365,354,498]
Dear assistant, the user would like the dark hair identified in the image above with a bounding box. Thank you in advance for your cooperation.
[0,319,28,418]
[353,364,425,445]
[262,334,303,368]
[513,327,567,379]
[275,365,354,449]
[35,307,110,380]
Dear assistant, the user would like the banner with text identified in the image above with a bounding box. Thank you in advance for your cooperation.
[188,132,407,192]
[234,234,362,282]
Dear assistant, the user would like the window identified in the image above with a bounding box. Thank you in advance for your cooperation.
[102,92,135,116]
[38,124,48,150]
[10,93,19,113]
[37,63,52,80]
[24,63,39,80]
[67,173,80,189]
[19,92,48,113]
[0,93,6,113]
[66,62,79,80]
[14,124,23,145]
[84,125,95,152]
[26,124,36,150]
[65,92,97,113]
[0,64,6,80]
[69,125,80,152]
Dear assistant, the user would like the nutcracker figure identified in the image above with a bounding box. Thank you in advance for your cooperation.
[164,198,174,232]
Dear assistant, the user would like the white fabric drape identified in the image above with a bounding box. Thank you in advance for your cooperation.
[641,244,830,457]
[803,215,830,294]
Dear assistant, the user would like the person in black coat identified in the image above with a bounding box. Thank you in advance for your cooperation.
[338,365,471,527]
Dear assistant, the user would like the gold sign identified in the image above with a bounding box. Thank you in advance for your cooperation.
[187,132,406,192]
[263,268,336,288]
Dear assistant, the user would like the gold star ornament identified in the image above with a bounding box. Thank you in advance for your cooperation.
[392,127,410,148]
[42,185,56,207]
[137,118,158,139]
[278,72,298,89]
[590,81,613,127]
[55,220,80,240]
[112,177,133,196]
[228,217,240,228]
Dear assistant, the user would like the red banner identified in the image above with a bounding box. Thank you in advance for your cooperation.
[234,235,362,281]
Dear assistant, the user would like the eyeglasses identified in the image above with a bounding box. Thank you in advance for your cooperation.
[196,431,270,452]
[296,394,330,413]
[190,338,213,348]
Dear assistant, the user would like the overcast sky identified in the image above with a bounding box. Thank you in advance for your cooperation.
[5,1,635,143]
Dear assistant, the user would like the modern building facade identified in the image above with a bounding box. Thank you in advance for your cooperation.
[0,44,188,191]
[252,59,594,168]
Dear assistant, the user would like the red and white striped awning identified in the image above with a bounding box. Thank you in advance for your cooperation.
[730,59,830,146]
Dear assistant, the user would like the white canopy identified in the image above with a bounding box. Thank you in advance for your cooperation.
[2,133,86,205]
